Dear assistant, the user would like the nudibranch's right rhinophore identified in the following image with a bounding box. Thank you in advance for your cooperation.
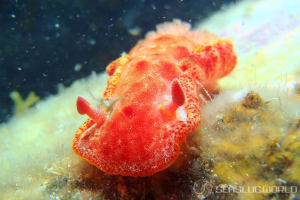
[72,20,237,177]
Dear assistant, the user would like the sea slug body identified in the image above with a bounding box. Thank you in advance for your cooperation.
[72,20,237,177]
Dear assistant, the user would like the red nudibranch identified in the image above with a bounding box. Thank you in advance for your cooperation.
[72,20,237,177]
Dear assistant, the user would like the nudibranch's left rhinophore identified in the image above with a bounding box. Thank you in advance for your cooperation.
[72,20,237,177]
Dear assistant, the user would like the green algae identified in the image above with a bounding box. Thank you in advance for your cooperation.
[10,90,40,115]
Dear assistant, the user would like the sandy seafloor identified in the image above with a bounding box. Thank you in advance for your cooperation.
[1,0,300,199]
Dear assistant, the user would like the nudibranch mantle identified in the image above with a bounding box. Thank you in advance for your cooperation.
[72,20,237,177]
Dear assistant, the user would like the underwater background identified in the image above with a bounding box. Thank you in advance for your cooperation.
[1,0,300,200]
[0,0,237,122]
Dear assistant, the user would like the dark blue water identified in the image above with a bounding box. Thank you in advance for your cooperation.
[0,0,238,122]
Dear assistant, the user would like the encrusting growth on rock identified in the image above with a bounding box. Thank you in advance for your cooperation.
[198,91,300,200]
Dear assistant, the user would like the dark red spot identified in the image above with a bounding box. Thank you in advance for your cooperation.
[159,62,178,81]
[180,64,188,72]
[136,60,148,71]
[204,45,212,52]
[122,105,135,117]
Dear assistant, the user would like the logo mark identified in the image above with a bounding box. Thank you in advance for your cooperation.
[193,181,213,197]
